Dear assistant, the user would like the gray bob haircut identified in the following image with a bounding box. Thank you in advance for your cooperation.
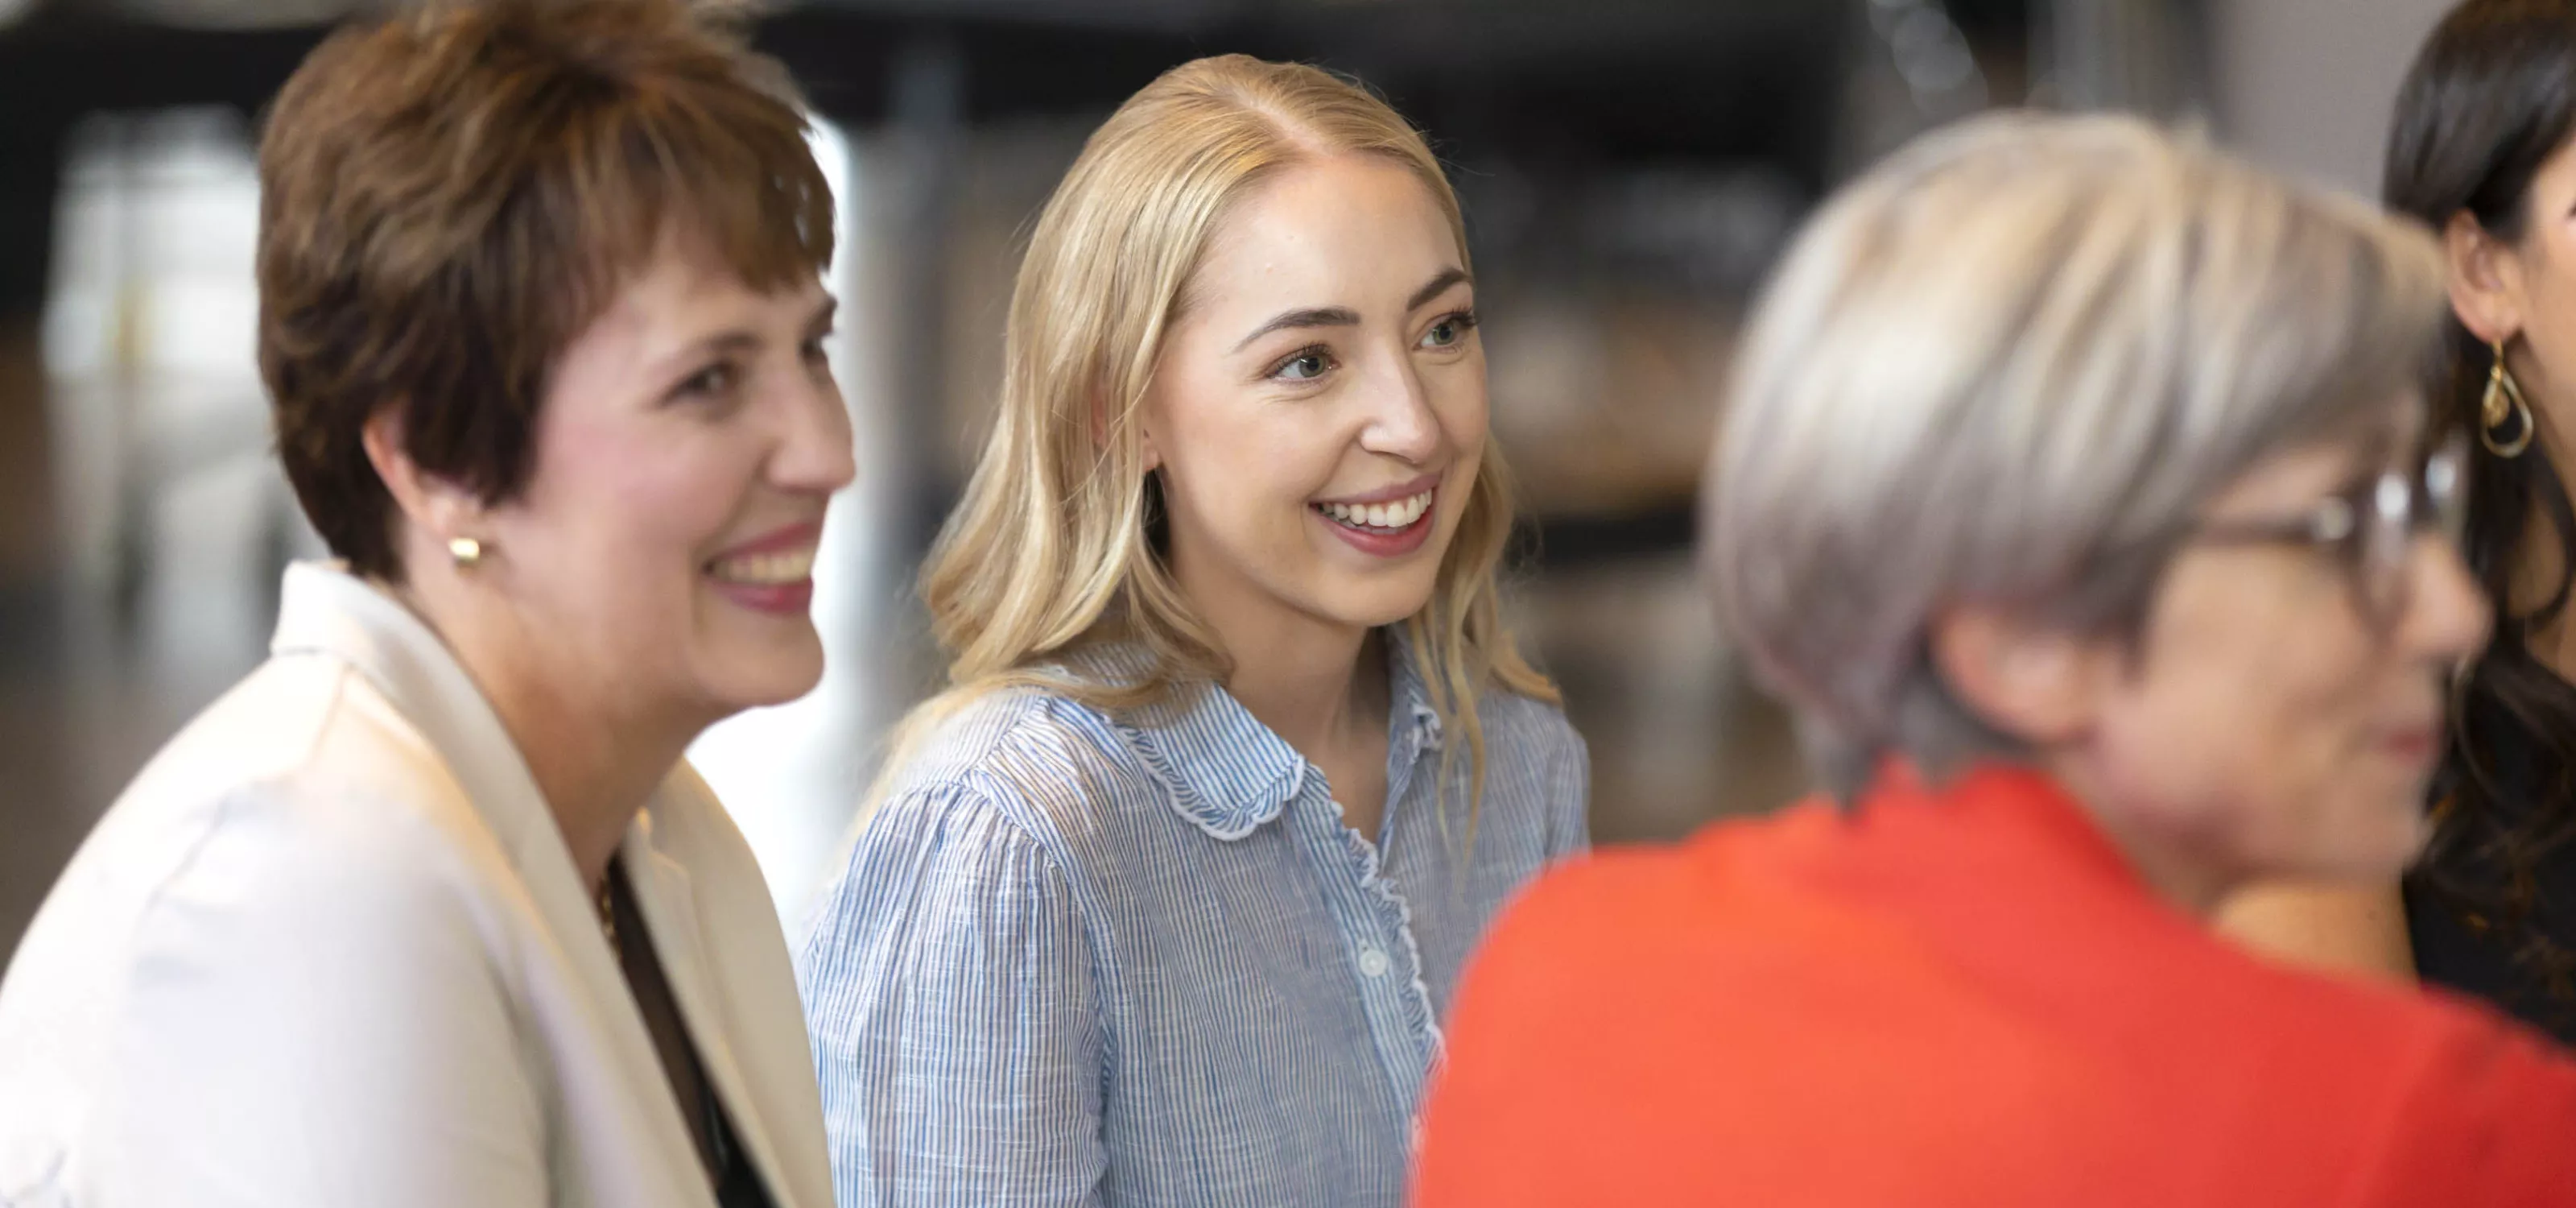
[1703,110,2448,801]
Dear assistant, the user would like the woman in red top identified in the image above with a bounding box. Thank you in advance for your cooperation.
[1413,112,2576,1206]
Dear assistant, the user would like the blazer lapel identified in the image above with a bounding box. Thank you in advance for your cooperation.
[621,818,805,1208]
[271,562,714,1204]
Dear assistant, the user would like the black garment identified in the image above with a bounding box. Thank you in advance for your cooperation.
[604,860,776,1208]
[2407,704,2576,1046]
[2408,878,2576,1044]
[704,1094,770,1208]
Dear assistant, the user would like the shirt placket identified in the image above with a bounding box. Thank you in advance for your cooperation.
[1292,739,1443,1125]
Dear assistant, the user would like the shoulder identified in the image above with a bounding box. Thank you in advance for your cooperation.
[1494,839,1706,937]
[1419,839,1721,1183]
[4,651,513,1020]
[1468,686,1588,789]
[800,732,1100,993]
[143,667,493,951]
[875,685,1160,848]
[39,654,489,938]
[2336,987,2576,1194]
[815,690,1117,915]
[1475,686,1583,753]
[118,654,364,816]
[0,666,503,1175]
[1447,806,1841,1030]
[1451,841,1707,1022]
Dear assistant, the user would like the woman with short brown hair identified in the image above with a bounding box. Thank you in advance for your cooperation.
[0,2,850,1204]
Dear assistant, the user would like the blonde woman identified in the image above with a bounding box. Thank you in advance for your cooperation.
[795,55,1587,1206]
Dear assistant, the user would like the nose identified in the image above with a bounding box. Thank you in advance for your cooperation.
[2399,532,2493,665]
[774,363,857,495]
[1356,351,1443,465]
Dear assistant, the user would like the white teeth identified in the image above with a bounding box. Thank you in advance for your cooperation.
[710,547,816,585]
[1317,490,1434,532]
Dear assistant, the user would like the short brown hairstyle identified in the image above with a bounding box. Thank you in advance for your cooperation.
[257,0,835,578]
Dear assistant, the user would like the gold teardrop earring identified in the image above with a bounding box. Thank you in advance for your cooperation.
[448,536,485,568]
[2483,337,2536,458]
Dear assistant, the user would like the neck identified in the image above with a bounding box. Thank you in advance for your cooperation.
[1171,557,1384,759]
[2500,349,2576,674]
[2043,756,2237,917]
[1223,611,1385,759]
[2512,416,2576,679]
[390,577,704,893]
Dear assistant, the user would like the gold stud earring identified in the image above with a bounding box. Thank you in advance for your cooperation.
[448,536,484,568]
[2483,337,2536,458]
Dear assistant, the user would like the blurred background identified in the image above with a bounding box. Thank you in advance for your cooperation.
[0,0,2458,959]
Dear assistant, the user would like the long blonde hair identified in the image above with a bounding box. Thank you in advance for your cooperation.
[889,54,1554,830]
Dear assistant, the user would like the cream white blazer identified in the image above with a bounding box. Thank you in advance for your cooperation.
[0,563,834,1208]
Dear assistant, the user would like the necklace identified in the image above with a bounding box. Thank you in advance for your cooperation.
[597,867,621,952]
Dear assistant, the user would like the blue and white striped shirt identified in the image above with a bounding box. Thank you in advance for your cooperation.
[795,633,1588,1207]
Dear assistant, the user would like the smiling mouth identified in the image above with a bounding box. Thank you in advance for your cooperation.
[705,546,816,585]
[1314,488,1434,533]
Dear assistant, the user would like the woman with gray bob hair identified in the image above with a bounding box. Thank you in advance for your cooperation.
[1414,112,2576,1205]
[1719,111,2456,801]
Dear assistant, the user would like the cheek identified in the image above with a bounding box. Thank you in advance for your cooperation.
[2103,569,2393,847]
[515,419,759,587]
[2525,236,2576,370]
[1434,353,1490,447]
[1162,406,1332,530]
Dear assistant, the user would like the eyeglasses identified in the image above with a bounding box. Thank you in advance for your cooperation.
[2187,433,2469,628]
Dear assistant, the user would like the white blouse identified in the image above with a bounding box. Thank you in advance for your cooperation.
[0,562,833,1208]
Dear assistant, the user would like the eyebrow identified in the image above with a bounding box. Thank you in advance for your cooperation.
[1228,267,1474,354]
[1406,267,1472,313]
[1231,305,1359,354]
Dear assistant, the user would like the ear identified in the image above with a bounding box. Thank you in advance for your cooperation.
[1926,603,2117,749]
[361,405,485,554]
[2445,209,2525,347]
[1122,392,1164,474]
[1087,383,1166,473]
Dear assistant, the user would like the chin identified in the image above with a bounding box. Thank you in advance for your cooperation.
[1308,575,1438,631]
[2293,810,2429,882]
[703,633,828,712]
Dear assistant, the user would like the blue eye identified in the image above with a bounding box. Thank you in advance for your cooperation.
[1274,349,1332,382]
[1421,309,1479,350]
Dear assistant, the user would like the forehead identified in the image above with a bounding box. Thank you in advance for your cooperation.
[589,228,823,332]
[1184,155,1462,315]
[2202,393,2421,517]
[2533,130,2576,197]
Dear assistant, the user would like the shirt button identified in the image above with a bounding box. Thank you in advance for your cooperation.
[1358,947,1390,978]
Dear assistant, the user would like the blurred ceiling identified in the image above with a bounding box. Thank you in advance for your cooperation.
[0,0,2025,311]
[7,0,1873,31]
[0,0,1883,160]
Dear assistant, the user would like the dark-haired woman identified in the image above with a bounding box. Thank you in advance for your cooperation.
[2226,0,2576,1046]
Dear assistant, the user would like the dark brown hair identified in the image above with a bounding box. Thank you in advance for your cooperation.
[2386,0,2576,1004]
[257,0,834,578]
